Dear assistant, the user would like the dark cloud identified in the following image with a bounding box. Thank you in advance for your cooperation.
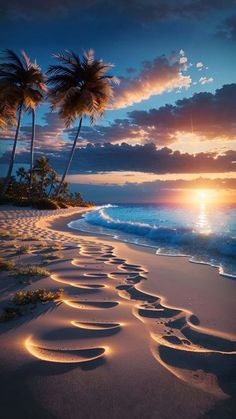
[20,112,68,151]
[1,143,235,175]
[1,0,235,21]
[128,84,236,142]
[68,144,236,174]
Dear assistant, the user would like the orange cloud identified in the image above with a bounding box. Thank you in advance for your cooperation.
[111,55,191,109]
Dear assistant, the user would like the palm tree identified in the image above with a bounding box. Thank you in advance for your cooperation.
[47,49,119,196]
[0,49,46,197]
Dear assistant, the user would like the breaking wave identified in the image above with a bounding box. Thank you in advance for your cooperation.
[69,205,236,278]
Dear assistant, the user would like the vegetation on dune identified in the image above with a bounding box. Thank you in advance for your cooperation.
[44,243,64,251]
[0,257,15,271]
[0,48,118,208]
[13,264,50,281]
[12,288,63,305]
[0,229,18,240]
[0,306,22,322]
[14,244,33,254]
[0,255,49,281]
[0,288,64,322]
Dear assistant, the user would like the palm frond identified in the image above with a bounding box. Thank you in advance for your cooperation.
[0,49,46,119]
[1,49,24,70]
[47,49,117,126]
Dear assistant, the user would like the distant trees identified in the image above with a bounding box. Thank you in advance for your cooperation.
[0,156,88,209]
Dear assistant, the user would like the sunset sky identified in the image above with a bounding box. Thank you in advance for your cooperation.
[0,0,236,203]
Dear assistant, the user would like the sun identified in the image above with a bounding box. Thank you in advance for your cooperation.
[198,190,207,202]
[193,188,219,205]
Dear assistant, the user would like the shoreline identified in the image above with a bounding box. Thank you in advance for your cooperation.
[47,208,236,336]
[67,205,236,280]
[0,206,236,418]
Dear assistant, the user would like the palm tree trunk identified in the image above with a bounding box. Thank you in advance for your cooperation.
[29,108,35,197]
[1,104,23,197]
[47,183,53,198]
[56,117,83,197]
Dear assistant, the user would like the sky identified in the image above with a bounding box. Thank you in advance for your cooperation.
[0,0,236,203]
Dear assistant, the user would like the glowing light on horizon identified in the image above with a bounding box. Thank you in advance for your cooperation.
[198,190,208,203]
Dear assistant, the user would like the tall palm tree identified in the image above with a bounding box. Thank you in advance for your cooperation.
[0,50,46,197]
[47,49,119,196]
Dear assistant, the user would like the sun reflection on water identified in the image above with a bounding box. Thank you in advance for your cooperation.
[196,202,212,234]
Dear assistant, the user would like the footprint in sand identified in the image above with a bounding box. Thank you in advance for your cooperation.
[25,336,106,364]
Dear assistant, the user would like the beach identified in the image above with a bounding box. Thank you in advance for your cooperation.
[0,206,235,419]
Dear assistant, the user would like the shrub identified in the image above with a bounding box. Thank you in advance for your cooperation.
[47,244,64,251]
[0,257,15,271]
[0,229,17,240]
[14,244,33,254]
[13,265,50,279]
[0,306,21,322]
[12,288,64,305]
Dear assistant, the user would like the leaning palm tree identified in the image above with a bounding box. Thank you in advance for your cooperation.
[47,49,119,196]
[0,50,46,197]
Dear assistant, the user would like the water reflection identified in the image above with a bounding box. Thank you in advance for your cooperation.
[196,202,211,234]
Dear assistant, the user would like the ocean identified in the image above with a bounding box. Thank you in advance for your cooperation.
[68,203,236,278]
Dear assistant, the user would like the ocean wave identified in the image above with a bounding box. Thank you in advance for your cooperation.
[83,206,236,259]
[69,205,236,278]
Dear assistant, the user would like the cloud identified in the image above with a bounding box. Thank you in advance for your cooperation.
[1,0,236,21]
[196,62,204,69]
[199,76,214,85]
[1,142,235,175]
[179,57,188,64]
[112,55,191,109]
[1,112,69,153]
[128,84,236,142]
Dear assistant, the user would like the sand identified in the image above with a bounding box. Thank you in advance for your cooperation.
[0,206,235,419]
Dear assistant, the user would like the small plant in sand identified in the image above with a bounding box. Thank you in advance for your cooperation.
[47,244,64,251]
[0,229,18,240]
[12,288,64,305]
[13,265,50,283]
[0,306,21,322]
[41,253,63,263]
[35,241,48,250]
[16,234,37,241]
[0,257,15,271]
[14,244,33,255]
